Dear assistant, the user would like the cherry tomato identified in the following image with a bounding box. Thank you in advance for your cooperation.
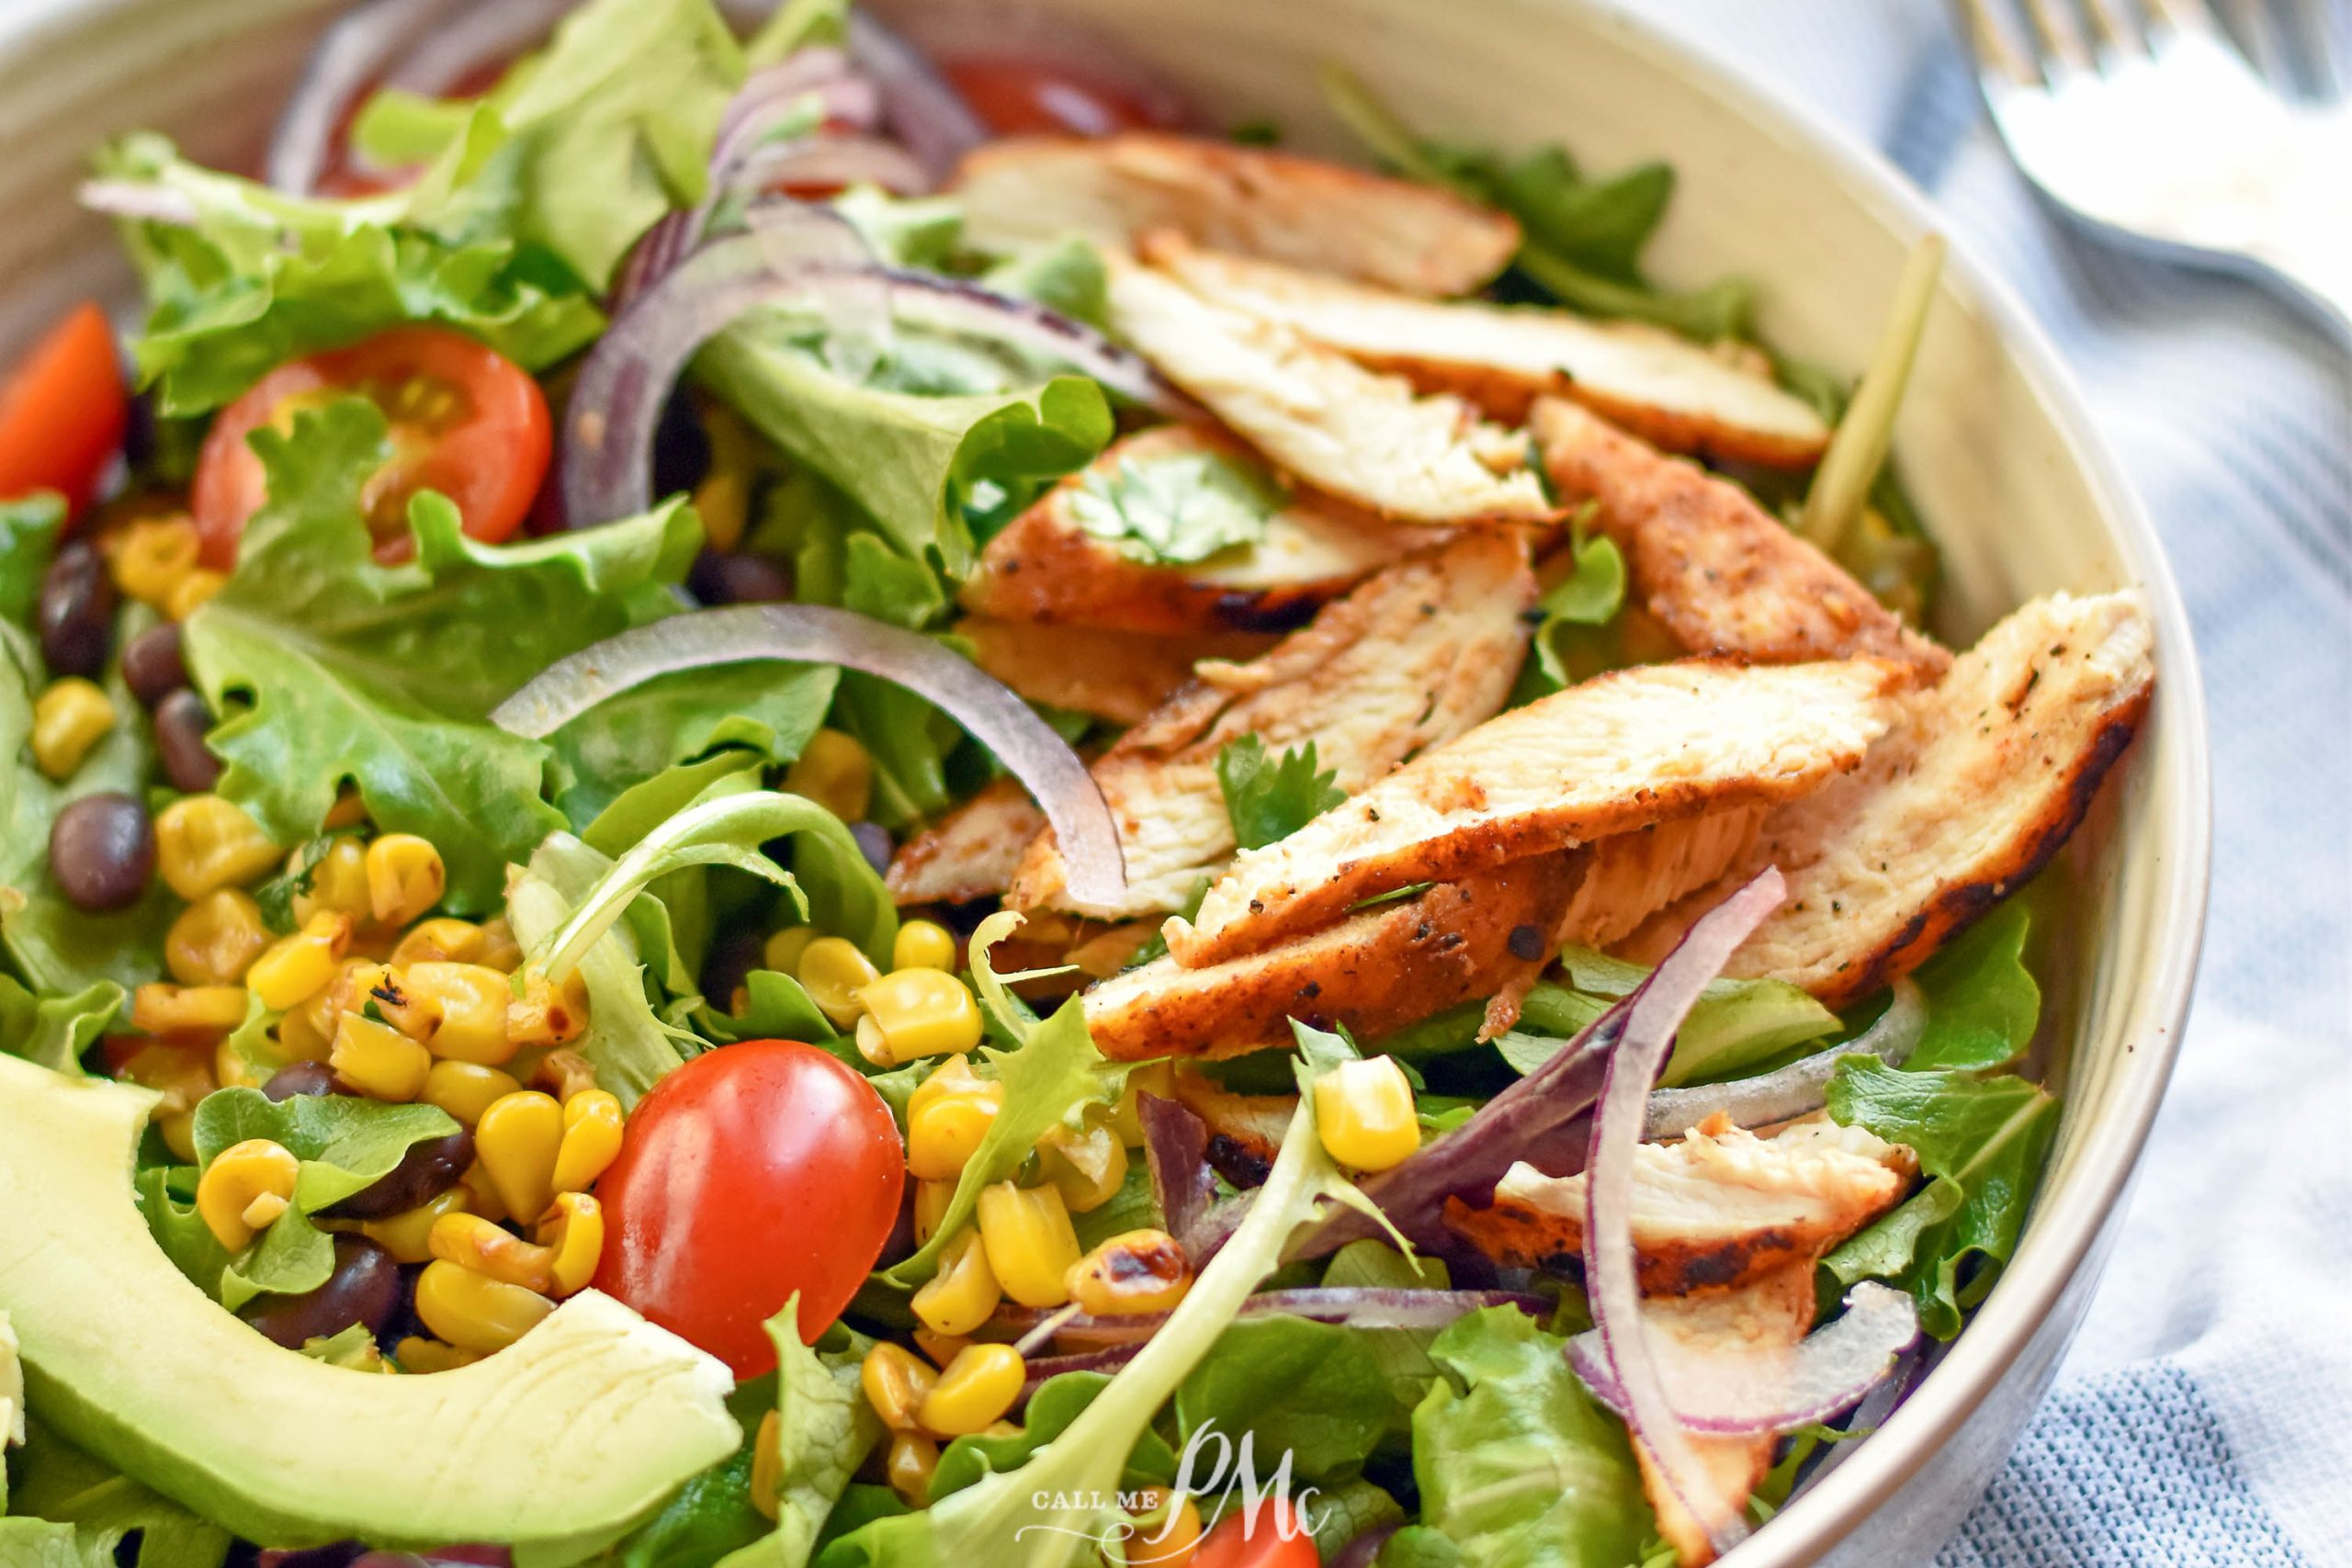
[1194,1498,1318,1568]
[0,302,129,521]
[591,1040,904,1379]
[942,57,1164,137]
[191,325,550,570]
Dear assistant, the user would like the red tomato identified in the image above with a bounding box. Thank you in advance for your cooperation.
[191,325,550,570]
[942,57,1163,137]
[0,302,129,521]
[591,1040,905,1379]
[1193,1499,1318,1568]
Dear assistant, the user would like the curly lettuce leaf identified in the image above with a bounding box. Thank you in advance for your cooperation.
[1904,899,2041,1072]
[182,400,699,911]
[2,1416,230,1568]
[1174,1315,1401,1483]
[0,976,123,1076]
[1487,954,1838,1087]
[713,1298,882,1568]
[0,495,63,626]
[548,660,840,828]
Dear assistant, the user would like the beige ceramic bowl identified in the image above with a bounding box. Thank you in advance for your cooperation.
[0,0,2212,1562]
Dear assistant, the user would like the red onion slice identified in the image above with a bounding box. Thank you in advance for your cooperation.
[844,9,989,182]
[1568,1281,1921,1437]
[735,136,932,197]
[268,0,461,194]
[993,1285,1542,1349]
[1583,866,1787,1558]
[79,180,202,226]
[489,604,1128,908]
[1644,977,1926,1141]
[379,0,571,98]
[1139,1092,1216,1252]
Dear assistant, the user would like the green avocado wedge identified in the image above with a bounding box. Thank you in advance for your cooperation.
[0,1055,741,1563]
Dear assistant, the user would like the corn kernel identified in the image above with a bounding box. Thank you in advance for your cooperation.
[912,1179,956,1246]
[366,834,445,927]
[1125,1488,1204,1568]
[917,1343,1023,1438]
[855,968,983,1066]
[131,983,249,1043]
[361,1189,470,1264]
[246,911,352,1011]
[165,889,271,987]
[164,569,227,622]
[290,837,370,925]
[30,677,115,780]
[406,962,514,1065]
[393,1336,481,1374]
[860,1342,938,1432]
[797,937,880,1030]
[1038,1118,1128,1213]
[390,917,483,967]
[763,926,815,976]
[911,1228,1001,1337]
[975,1182,1081,1309]
[459,1160,510,1224]
[891,919,956,974]
[118,1040,212,1159]
[749,1409,783,1522]
[109,515,202,604]
[477,1090,563,1223]
[537,1192,605,1296]
[553,1089,625,1195]
[322,789,369,830]
[330,1011,433,1101]
[905,1059,1002,1182]
[784,728,872,823]
[413,1258,554,1354]
[154,795,281,901]
[911,1327,969,1370]
[508,970,590,1052]
[1067,1230,1192,1316]
[1109,1061,1176,1147]
[354,963,436,1043]
[422,1060,521,1126]
[197,1138,300,1251]
[885,1432,938,1508]
[429,1211,555,1292]
[474,917,523,973]
[214,1036,270,1090]
[531,1046,598,1105]
[1314,1056,1420,1172]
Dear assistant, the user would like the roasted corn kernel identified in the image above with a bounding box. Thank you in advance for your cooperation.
[422,1060,521,1126]
[917,1343,1023,1438]
[860,1342,939,1432]
[532,1046,599,1105]
[290,837,370,924]
[784,728,872,823]
[164,569,227,622]
[911,1327,969,1370]
[508,969,590,1052]
[749,1409,783,1522]
[245,911,352,1011]
[406,961,514,1064]
[537,1191,604,1296]
[428,1211,555,1292]
[912,1179,956,1246]
[763,926,815,976]
[1125,1488,1204,1568]
[393,1336,481,1374]
[975,1182,1081,1309]
[131,983,249,1043]
[1038,1117,1128,1213]
[1066,1229,1192,1316]
[474,917,524,973]
[329,1012,433,1102]
[197,1138,300,1251]
[154,795,281,901]
[476,1090,563,1224]
[891,919,956,974]
[117,1041,214,1161]
[165,888,272,987]
[1109,1061,1176,1147]
[910,1228,1001,1337]
[854,967,983,1066]
[885,1432,938,1509]
[1314,1056,1420,1172]
[552,1089,625,1194]
[797,937,880,1029]
[360,1189,470,1264]
[904,1058,1002,1182]
[365,833,445,926]
[31,677,115,780]
[109,515,202,605]
[413,1258,554,1354]
[390,917,483,967]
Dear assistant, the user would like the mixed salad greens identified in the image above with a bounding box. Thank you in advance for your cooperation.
[0,3,2159,1567]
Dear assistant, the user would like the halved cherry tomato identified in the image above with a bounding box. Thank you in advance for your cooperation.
[942,57,1164,137]
[191,325,550,569]
[1194,1498,1319,1568]
[0,302,129,521]
[591,1040,905,1379]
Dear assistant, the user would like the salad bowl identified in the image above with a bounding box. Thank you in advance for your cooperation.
[0,0,2211,1563]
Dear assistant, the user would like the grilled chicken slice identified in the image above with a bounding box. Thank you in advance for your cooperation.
[959,426,1429,636]
[1443,1113,1914,1294]
[1145,240,1831,467]
[1164,657,1900,969]
[1170,1068,1297,1186]
[1082,852,1586,1059]
[1010,530,1536,919]
[962,616,1275,727]
[1629,589,2157,1007]
[1104,256,1557,527]
[885,778,1046,907]
[1533,400,1950,678]
[1555,807,1766,952]
[953,133,1521,296]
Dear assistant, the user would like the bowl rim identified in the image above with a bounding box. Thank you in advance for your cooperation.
[1545,1,2213,1559]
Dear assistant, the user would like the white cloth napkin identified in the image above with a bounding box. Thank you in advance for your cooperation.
[1640,3,2352,1562]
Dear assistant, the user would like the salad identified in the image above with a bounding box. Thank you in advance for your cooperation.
[0,3,2160,1567]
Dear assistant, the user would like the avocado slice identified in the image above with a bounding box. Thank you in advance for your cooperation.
[0,1054,741,1562]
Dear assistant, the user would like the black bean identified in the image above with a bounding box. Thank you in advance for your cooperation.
[153,689,223,792]
[120,621,188,708]
[320,1128,474,1220]
[261,1061,340,1102]
[850,821,894,876]
[699,924,764,1003]
[650,392,711,498]
[38,541,115,679]
[241,1236,403,1349]
[47,793,153,911]
[687,549,793,605]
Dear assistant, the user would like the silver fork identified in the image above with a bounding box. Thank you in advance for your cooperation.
[1957,0,2352,343]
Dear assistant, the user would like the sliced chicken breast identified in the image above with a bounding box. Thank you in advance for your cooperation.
[1164,656,1901,968]
[885,778,1047,907]
[1104,257,1557,527]
[953,133,1521,296]
[1555,807,1766,952]
[1533,399,1950,678]
[1011,530,1536,919]
[1146,240,1830,467]
[1628,589,2157,1007]
[962,615,1275,727]
[959,426,1429,636]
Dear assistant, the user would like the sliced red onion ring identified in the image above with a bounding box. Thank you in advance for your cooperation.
[268,0,461,193]
[1139,1092,1216,1252]
[992,1286,1542,1348]
[1583,866,1787,1559]
[489,604,1128,908]
[878,269,1197,416]
[844,9,989,182]
[78,180,201,226]
[736,135,932,197]
[379,0,571,98]
[1568,1281,1921,1437]
[1644,977,1926,1141]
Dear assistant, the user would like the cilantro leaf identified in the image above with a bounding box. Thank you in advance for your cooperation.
[1216,734,1346,851]
[1064,442,1285,565]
